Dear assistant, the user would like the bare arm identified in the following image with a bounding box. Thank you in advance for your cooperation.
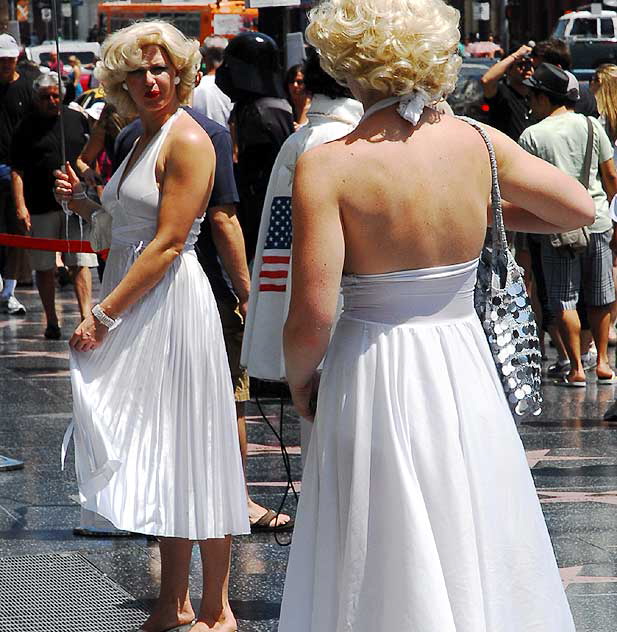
[498,201,576,233]
[487,125,596,230]
[600,158,617,201]
[480,45,531,99]
[100,131,214,320]
[54,162,102,221]
[10,169,30,231]
[283,148,345,419]
[71,123,215,352]
[208,204,250,318]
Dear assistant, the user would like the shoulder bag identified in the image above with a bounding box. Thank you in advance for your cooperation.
[459,116,543,416]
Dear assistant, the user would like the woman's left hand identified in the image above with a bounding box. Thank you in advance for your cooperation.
[69,313,108,352]
[289,371,320,422]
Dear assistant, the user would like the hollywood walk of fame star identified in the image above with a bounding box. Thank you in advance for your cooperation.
[538,489,617,505]
[527,449,605,469]
[560,565,617,589]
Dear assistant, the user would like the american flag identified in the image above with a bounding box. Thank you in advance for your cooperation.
[260,196,292,293]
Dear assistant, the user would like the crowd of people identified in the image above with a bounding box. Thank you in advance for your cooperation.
[0,0,611,629]
[481,38,617,392]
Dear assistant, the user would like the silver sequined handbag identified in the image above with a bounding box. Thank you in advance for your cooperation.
[460,117,543,416]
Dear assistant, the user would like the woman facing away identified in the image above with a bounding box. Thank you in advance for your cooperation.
[54,22,249,632]
[279,1,595,631]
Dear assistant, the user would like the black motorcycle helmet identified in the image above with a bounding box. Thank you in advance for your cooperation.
[215,32,286,101]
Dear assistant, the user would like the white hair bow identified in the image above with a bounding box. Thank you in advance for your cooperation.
[396,92,430,126]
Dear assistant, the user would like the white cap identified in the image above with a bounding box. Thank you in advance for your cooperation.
[0,33,19,59]
[85,101,105,120]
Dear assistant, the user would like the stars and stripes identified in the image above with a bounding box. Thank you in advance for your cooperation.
[260,196,292,293]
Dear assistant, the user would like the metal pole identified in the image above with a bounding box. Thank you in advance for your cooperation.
[500,0,509,53]
[50,0,66,167]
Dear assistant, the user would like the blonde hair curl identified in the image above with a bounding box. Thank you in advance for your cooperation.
[306,0,462,101]
[95,21,201,118]
[594,64,617,143]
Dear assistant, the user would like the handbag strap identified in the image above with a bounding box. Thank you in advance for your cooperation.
[581,116,594,190]
[457,116,507,254]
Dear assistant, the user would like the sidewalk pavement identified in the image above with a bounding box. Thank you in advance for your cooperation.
[0,282,616,631]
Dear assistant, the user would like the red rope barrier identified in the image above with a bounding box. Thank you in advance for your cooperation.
[0,233,103,254]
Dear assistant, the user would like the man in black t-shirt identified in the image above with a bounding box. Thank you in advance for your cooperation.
[0,33,35,316]
[481,44,534,141]
[10,73,94,340]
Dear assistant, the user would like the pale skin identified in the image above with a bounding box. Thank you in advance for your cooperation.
[283,82,596,420]
[528,91,617,384]
[481,44,533,99]
[55,44,238,632]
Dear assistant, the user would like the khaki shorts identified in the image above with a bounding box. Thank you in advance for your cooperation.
[29,211,98,271]
[217,298,250,402]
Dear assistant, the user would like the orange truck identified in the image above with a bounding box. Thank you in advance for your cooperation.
[97,1,259,43]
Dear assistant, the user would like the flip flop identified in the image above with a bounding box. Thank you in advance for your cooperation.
[250,509,295,533]
[554,376,586,388]
[597,372,617,385]
[134,623,195,632]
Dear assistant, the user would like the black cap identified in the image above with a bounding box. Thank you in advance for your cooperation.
[523,62,578,102]
[215,32,286,101]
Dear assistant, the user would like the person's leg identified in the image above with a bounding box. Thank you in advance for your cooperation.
[0,186,27,313]
[68,265,92,320]
[529,235,568,367]
[194,536,236,632]
[218,298,291,530]
[541,238,584,382]
[554,308,585,382]
[65,215,97,320]
[583,230,617,380]
[140,537,195,632]
[35,268,58,326]
[30,211,63,335]
[588,305,614,379]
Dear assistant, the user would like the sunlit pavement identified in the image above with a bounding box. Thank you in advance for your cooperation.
[0,280,616,631]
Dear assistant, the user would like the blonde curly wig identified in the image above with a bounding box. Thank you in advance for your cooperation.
[95,21,201,118]
[306,0,462,100]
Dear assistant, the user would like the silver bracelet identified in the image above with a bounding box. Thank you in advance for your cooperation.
[92,304,119,330]
[72,190,88,200]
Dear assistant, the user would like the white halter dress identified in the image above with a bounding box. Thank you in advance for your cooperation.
[67,110,250,539]
[277,97,575,631]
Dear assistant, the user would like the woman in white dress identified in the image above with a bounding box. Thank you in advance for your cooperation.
[280,1,595,630]
[54,22,249,632]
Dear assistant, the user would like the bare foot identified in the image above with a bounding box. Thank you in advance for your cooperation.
[191,609,237,631]
[248,498,291,529]
[597,360,615,381]
[139,607,195,632]
[566,370,586,384]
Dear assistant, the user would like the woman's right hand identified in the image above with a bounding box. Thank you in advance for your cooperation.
[53,161,83,205]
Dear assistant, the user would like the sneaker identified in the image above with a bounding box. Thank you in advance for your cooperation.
[44,324,61,340]
[582,349,598,371]
[0,295,26,315]
[547,359,571,377]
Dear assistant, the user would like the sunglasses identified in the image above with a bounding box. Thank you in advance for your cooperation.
[516,61,533,71]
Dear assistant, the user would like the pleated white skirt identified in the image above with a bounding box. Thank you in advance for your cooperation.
[278,260,574,632]
[69,245,250,540]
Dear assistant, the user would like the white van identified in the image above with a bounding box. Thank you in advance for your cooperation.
[553,9,617,40]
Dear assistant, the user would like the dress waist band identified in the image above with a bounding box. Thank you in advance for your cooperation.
[341,259,479,325]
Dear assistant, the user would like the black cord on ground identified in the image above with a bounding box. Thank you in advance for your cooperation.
[254,393,299,547]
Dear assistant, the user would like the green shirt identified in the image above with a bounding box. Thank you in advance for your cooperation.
[518,111,614,233]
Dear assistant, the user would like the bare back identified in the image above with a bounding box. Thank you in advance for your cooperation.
[322,107,491,275]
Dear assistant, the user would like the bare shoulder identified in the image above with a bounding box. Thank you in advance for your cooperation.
[166,110,214,159]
